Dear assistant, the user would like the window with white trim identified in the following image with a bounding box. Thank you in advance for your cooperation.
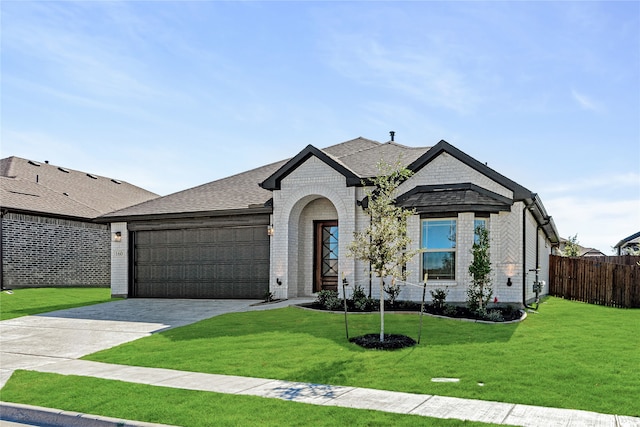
[421,219,456,280]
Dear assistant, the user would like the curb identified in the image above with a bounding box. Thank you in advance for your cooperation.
[0,402,180,427]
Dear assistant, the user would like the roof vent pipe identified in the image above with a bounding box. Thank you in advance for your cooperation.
[390,131,395,142]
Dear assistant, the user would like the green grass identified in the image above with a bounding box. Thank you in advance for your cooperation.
[82,297,640,416]
[2,371,496,427]
[2,296,639,424]
[0,287,116,320]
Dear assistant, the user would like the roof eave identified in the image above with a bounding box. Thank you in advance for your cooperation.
[95,206,273,223]
[0,206,98,222]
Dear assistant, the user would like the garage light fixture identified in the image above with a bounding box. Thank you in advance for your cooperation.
[113,231,122,242]
[267,225,274,236]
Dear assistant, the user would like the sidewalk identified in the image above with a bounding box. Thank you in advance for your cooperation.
[6,358,640,427]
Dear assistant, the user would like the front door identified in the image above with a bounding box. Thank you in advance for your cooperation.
[314,220,339,292]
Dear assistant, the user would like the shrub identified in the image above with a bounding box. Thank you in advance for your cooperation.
[383,280,402,305]
[351,284,375,311]
[263,291,275,302]
[316,290,342,311]
[430,287,449,312]
[467,226,493,315]
[443,304,458,317]
[484,309,505,322]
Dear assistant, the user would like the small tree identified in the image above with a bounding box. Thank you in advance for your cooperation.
[563,234,580,257]
[467,225,492,314]
[348,159,417,342]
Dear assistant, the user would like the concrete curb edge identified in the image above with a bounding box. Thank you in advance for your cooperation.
[0,401,180,427]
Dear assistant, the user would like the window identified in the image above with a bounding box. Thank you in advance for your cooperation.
[474,218,487,244]
[422,219,456,280]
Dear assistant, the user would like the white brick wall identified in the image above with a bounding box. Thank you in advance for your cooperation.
[398,152,514,199]
[268,150,554,307]
[110,222,128,297]
[270,157,357,299]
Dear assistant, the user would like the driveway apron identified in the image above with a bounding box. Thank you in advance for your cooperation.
[0,299,260,388]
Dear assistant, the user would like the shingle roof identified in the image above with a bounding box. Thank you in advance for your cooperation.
[102,137,429,220]
[102,160,288,219]
[0,156,159,220]
[396,183,513,214]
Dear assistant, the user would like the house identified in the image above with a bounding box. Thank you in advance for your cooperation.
[557,238,606,257]
[101,137,559,306]
[614,232,640,255]
[0,156,158,289]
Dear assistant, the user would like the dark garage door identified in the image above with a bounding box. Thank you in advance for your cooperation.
[132,226,269,298]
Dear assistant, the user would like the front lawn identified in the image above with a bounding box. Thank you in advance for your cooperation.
[0,287,115,320]
[80,297,639,416]
[2,371,497,427]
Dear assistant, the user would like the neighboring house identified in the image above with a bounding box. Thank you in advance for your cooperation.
[557,238,606,257]
[614,231,640,255]
[101,137,559,306]
[0,156,158,289]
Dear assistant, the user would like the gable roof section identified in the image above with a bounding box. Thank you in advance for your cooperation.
[0,156,158,220]
[260,137,431,190]
[260,144,361,190]
[408,140,533,201]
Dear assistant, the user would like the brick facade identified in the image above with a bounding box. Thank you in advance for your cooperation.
[1,213,110,288]
[268,150,553,306]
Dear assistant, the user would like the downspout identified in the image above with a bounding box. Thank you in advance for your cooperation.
[522,199,536,310]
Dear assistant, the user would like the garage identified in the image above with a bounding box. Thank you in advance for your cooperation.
[129,217,270,299]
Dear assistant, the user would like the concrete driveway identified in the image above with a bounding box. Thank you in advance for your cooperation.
[0,298,267,388]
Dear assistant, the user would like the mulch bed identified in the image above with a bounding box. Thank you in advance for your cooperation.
[349,333,417,350]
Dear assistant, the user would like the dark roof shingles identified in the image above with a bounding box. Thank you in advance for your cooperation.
[0,156,158,219]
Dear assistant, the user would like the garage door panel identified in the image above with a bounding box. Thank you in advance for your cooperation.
[134,225,269,298]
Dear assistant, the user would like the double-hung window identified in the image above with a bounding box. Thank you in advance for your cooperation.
[422,219,457,280]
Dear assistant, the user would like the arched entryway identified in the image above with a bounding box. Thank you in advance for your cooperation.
[292,197,339,297]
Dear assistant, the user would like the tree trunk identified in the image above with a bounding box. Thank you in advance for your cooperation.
[379,276,385,342]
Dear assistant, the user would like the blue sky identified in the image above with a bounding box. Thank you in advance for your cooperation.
[2,1,638,253]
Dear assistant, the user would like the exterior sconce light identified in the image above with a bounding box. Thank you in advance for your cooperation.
[113,231,122,242]
[276,278,282,286]
[267,225,274,236]
[506,277,512,287]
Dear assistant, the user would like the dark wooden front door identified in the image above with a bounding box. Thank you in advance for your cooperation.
[314,220,339,292]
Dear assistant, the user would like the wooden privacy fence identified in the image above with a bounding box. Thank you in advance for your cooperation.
[549,255,640,308]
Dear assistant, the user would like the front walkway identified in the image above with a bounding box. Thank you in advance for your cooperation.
[1,298,638,427]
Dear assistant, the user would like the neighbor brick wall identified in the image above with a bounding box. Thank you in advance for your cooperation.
[1,212,110,288]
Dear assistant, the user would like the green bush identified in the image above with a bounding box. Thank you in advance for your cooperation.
[351,284,375,311]
[430,287,449,312]
[316,290,342,311]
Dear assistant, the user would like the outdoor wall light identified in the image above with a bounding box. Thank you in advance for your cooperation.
[113,231,122,242]
[276,278,282,286]
[267,225,275,236]
[506,277,513,287]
